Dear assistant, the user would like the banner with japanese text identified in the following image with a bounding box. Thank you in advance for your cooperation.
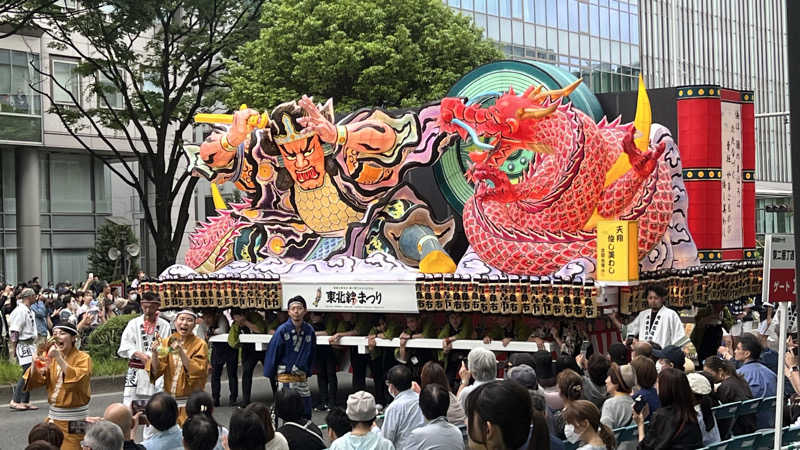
[596,220,639,283]
[281,275,419,313]
[762,234,796,303]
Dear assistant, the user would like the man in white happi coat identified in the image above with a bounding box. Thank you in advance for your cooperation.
[9,288,39,410]
[611,285,689,348]
[117,292,170,410]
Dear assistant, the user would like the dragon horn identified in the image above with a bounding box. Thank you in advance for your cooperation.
[517,102,559,120]
[524,84,544,99]
[531,78,583,103]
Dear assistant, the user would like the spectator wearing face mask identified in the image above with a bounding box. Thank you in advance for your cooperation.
[382,365,425,449]
[652,345,686,372]
[563,400,616,450]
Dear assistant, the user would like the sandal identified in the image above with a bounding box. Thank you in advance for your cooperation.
[9,402,29,411]
[26,404,39,410]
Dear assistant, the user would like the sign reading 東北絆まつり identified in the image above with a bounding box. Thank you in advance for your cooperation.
[596,220,639,284]
[762,234,796,303]
[281,276,419,313]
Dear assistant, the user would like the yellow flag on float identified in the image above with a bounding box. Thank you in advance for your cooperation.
[633,74,652,152]
[210,183,228,210]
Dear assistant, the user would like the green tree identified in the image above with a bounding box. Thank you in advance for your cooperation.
[29,0,265,271]
[226,0,502,112]
[88,222,140,283]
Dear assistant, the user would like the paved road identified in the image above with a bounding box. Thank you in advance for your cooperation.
[1,373,361,449]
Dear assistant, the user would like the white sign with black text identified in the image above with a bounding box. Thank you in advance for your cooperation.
[281,275,419,313]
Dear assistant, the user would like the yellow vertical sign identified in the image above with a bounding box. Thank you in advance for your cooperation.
[596,220,639,282]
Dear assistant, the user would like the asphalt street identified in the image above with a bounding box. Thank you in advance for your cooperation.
[0,373,360,450]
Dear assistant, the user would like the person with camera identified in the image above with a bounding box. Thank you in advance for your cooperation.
[118,292,171,438]
[24,323,92,450]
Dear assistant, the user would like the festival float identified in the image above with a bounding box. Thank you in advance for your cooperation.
[141,60,763,354]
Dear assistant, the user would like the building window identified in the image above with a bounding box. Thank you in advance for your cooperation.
[0,49,42,143]
[50,154,92,213]
[52,59,81,105]
[95,72,124,109]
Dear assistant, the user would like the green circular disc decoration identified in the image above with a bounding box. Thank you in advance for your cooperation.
[434,60,604,214]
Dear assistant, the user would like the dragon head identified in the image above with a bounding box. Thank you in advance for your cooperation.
[445,79,583,203]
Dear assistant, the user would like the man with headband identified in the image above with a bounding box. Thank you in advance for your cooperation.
[149,309,208,425]
[24,323,92,450]
[117,291,171,438]
[264,295,316,419]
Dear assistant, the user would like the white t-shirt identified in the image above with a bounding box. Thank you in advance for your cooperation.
[9,303,37,340]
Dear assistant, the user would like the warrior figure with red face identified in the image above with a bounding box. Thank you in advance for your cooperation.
[192,96,456,273]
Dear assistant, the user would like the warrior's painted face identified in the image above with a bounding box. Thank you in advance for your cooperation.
[279,136,325,190]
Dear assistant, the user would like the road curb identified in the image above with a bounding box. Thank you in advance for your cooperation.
[0,374,127,399]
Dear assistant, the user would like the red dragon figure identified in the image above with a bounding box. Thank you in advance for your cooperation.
[438,79,674,275]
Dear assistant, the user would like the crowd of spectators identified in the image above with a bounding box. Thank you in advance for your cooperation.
[1,272,148,348]
[10,282,800,450]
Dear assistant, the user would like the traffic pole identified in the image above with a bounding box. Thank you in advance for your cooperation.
[775,301,788,449]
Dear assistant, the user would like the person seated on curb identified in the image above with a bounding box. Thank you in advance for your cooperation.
[182,414,219,450]
[329,391,394,450]
[419,361,467,425]
[82,421,125,450]
[653,345,686,372]
[733,332,777,429]
[242,402,290,450]
[576,353,610,410]
[227,408,270,450]
[686,373,721,447]
[141,392,183,450]
[466,380,533,450]
[103,403,145,450]
[456,347,498,412]
[405,384,465,450]
[27,423,64,449]
[324,408,352,445]
[382,365,425,449]
[275,388,325,450]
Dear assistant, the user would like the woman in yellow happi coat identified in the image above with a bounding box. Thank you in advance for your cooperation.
[149,309,208,425]
[24,323,92,450]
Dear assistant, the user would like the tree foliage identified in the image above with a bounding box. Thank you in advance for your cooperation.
[0,0,57,39]
[226,0,503,112]
[30,0,264,271]
[88,222,139,283]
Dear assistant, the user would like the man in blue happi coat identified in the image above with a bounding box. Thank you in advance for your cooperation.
[264,295,316,419]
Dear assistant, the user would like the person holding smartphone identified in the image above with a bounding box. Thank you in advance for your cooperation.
[23,323,92,450]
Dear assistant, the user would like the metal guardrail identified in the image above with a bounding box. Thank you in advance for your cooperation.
[209,334,552,354]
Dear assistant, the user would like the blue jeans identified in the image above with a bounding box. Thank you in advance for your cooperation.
[13,363,30,403]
